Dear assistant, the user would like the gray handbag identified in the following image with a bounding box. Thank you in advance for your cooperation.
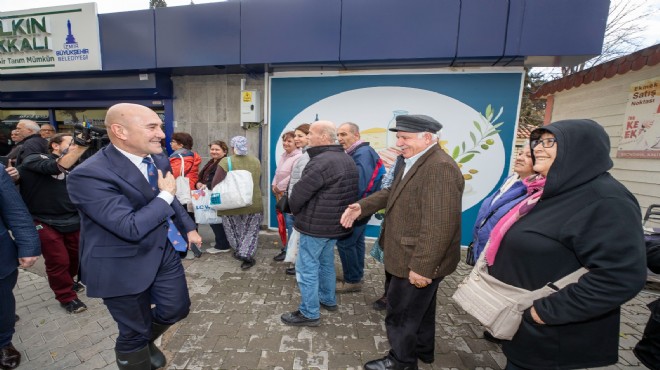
[452,252,587,340]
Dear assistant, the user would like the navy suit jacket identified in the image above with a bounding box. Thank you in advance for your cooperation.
[67,145,196,298]
[0,164,41,279]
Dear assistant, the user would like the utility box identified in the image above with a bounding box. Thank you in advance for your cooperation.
[240,90,262,126]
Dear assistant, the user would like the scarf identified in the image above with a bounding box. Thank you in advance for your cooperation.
[485,175,546,266]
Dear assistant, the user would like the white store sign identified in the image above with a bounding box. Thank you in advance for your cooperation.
[0,3,102,74]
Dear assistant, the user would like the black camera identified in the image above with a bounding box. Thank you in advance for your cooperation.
[73,122,109,149]
[73,121,110,161]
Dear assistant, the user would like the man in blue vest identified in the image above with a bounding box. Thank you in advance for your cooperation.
[335,122,384,293]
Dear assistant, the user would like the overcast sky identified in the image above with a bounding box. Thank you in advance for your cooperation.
[1,0,658,51]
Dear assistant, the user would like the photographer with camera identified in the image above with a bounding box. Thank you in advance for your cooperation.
[18,133,90,314]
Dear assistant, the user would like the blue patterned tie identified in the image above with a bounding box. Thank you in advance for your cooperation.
[142,157,187,252]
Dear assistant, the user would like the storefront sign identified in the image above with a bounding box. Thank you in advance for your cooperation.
[268,70,524,243]
[616,77,660,159]
[0,3,101,74]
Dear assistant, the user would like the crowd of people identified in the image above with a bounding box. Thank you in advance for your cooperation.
[0,106,656,370]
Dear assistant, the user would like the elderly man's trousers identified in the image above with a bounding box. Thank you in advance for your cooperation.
[385,275,442,365]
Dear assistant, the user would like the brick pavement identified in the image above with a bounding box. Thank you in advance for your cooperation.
[11,226,656,369]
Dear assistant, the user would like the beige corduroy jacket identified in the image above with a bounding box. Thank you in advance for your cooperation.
[358,144,464,279]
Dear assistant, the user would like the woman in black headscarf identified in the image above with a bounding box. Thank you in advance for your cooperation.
[488,119,647,369]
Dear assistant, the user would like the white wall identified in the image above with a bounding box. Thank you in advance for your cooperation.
[548,65,660,217]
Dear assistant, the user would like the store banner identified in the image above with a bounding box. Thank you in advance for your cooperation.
[0,3,102,74]
[616,77,660,159]
[268,70,524,244]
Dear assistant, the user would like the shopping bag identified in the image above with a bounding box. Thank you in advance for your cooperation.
[175,154,192,205]
[191,189,222,224]
[210,157,253,211]
[284,229,300,263]
[276,209,288,246]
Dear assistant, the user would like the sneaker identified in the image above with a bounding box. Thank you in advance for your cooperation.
[185,250,195,260]
[320,302,338,312]
[206,247,231,254]
[210,242,217,247]
[72,281,85,293]
[281,310,320,327]
[285,267,296,275]
[241,258,256,270]
[336,281,363,293]
[61,298,87,314]
[372,296,387,311]
[273,250,286,262]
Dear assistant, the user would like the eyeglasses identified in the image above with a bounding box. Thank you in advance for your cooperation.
[531,138,557,148]
[40,129,55,132]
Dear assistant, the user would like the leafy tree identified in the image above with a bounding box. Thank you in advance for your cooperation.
[150,0,167,8]
[518,68,547,129]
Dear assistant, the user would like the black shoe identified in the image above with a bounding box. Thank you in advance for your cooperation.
[285,267,296,275]
[241,258,256,270]
[115,346,150,370]
[280,310,320,327]
[273,250,286,261]
[60,298,87,314]
[320,302,338,312]
[417,354,434,364]
[149,322,170,369]
[0,343,20,370]
[364,355,418,370]
[372,296,387,311]
[483,330,502,344]
[72,281,86,293]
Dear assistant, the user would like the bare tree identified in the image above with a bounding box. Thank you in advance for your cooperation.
[536,0,653,79]
[150,0,167,9]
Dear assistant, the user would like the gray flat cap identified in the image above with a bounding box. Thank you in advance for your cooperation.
[388,114,443,133]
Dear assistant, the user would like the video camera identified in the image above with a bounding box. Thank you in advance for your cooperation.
[73,120,110,161]
[73,121,109,151]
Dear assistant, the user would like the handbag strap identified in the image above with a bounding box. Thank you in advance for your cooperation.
[227,156,233,172]
[475,249,588,291]
[177,154,186,177]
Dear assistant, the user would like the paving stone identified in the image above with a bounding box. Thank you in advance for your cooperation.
[11,231,658,370]
[65,353,109,370]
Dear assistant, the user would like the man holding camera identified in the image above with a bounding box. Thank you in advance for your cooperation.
[67,103,201,370]
[18,133,90,314]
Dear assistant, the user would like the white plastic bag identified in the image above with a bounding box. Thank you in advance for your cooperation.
[209,157,253,211]
[284,229,300,263]
[191,189,222,224]
[175,155,192,205]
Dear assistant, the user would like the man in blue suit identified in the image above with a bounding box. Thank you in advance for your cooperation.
[0,164,41,370]
[67,103,202,370]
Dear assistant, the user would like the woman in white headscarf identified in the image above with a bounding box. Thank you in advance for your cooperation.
[211,136,263,270]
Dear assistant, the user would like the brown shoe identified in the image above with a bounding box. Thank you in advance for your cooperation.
[336,281,363,293]
[0,343,21,370]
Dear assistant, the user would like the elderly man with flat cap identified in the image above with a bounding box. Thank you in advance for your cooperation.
[342,114,464,370]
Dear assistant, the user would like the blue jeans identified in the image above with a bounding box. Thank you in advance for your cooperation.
[295,233,337,319]
[335,223,367,283]
[284,213,295,251]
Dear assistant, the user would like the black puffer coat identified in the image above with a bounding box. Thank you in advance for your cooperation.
[489,119,647,369]
[289,145,358,239]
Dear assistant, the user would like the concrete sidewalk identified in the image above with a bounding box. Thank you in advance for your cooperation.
[11,226,657,369]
